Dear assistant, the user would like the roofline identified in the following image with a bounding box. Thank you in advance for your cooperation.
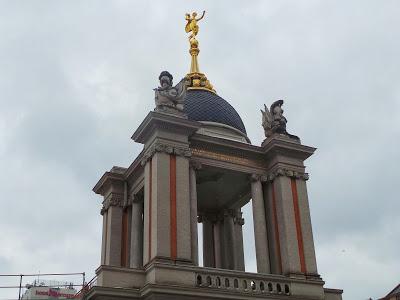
[382,282,400,299]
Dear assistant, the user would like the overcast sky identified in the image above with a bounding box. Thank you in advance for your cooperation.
[1,1,399,299]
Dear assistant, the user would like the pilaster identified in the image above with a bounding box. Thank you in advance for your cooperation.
[222,209,236,270]
[132,111,201,266]
[262,134,318,278]
[189,162,201,265]
[130,195,144,268]
[273,175,302,275]
[250,175,271,274]
[103,192,124,266]
[233,209,245,271]
[201,214,215,268]
[296,178,318,276]
[150,151,171,260]
[176,155,192,262]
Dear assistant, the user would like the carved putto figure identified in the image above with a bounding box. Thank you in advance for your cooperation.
[185,11,205,42]
[261,100,298,140]
[154,71,186,113]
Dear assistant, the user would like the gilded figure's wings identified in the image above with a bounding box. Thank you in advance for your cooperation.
[185,21,191,33]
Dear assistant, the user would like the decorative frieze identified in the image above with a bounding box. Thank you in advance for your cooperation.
[141,142,192,165]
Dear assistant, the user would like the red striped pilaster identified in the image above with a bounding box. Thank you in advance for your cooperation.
[290,178,306,274]
[272,182,283,273]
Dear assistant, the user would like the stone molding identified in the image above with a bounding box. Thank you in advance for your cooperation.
[260,168,309,182]
[100,192,124,215]
[140,142,192,165]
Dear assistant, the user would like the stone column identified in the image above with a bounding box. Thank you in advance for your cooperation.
[223,209,236,270]
[189,164,199,265]
[202,215,215,267]
[213,218,222,268]
[100,208,107,265]
[175,155,192,262]
[273,175,302,275]
[130,196,143,268]
[251,175,271,274]
[141,144,193,265]
[150,151,171,260]
[295,178,318,276]
[263,181,282,274]
[103,193,124,266]
[142,161,151,265]
[234,209,245,271]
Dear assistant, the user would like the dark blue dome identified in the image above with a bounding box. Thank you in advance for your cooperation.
[183,89,247,134]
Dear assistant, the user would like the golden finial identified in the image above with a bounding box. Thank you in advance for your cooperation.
[184,11,216,93]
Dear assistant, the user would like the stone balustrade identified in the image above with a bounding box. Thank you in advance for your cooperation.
[195,271,291,296]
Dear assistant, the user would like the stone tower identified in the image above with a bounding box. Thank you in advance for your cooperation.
[86,12,343,300]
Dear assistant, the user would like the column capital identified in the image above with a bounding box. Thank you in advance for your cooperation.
[222,209,236,218]
[141,142,192,166]
[189,160,202,170]
[127,193,143,206]
[262,167,309,182]
[101,192,124,214]
[250,174,262,182]
[198,212,219,223]
[233,210,245,226]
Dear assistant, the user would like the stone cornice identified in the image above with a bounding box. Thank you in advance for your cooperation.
[93,171,125,195]
[262,135,316,161]
[131,111,201,144]
[141,142,192,165]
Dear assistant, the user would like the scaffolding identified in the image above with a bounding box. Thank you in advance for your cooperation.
[0,272,85,300]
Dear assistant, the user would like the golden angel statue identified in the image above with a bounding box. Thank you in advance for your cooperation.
[185,11,206,41]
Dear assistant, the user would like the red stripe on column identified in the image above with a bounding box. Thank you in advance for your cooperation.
[271,182,283,273]
[121,208,129,267]
[148,159,152,260]
[170,155,177,260]
[291,178,306,273]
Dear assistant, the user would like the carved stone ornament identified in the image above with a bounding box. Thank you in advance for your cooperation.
[233,210,245,226]
[141,142,192,165]
[198,212,218,223]
[100,192,124,214]
[260,168,309,182]
[250,174,262,182]
[261,100,299,140]
[154,71,187,115]
[189,160,202,170]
